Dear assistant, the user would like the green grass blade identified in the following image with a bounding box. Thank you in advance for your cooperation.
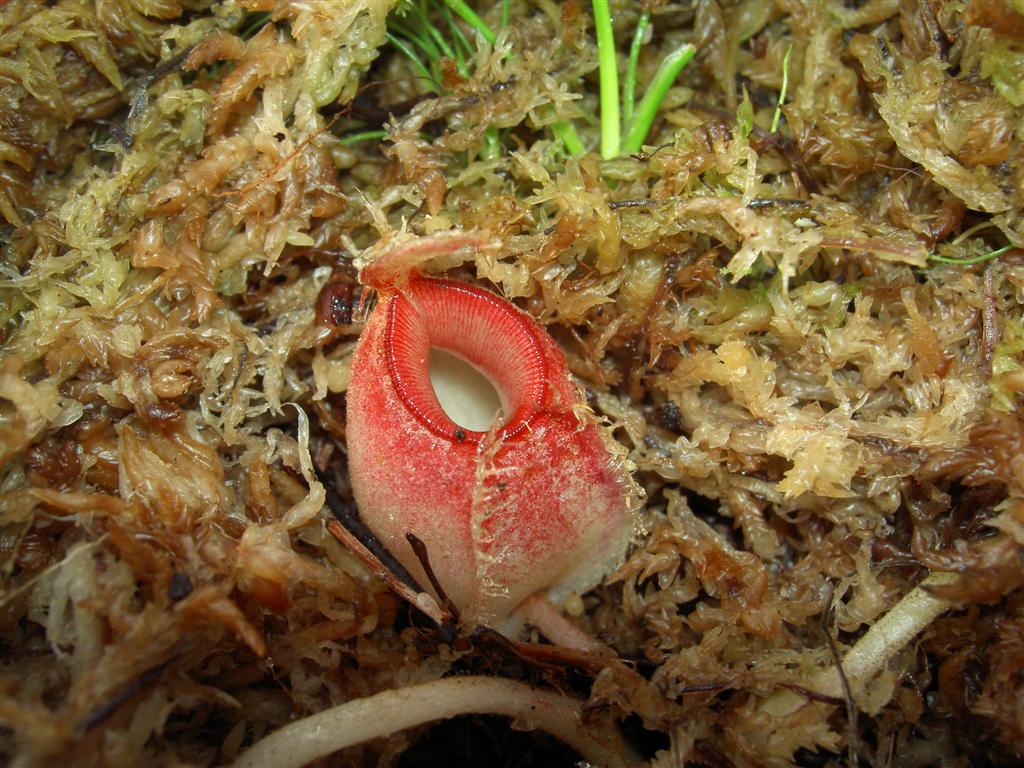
[340,130,389,145]
[239,11,272,40]
[386,32,440,92]
[480,126,502,159]
[552,120,585,156]
[770,42,793,134]
[621,42,695,155]
[501,0,510,28]
[444,0,496,45]
[592,0,620,159]
[421,15,457,62]
[389,20,441,60]
[618,43,692,156]
[439,4,473,73]
[929,245,1012,265]
[624,11,650,125]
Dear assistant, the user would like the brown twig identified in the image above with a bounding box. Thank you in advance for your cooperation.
[117,46,195,148]
[322,478,419,587]
[608,198,668,210]
[321,473,454,629]
[746,198,812,211]
[77,659,172,736]
[466,628,613,675]
[822,621,860,768]
[781,683,845,705]
[323,81,431,121]
[327,520,452,628]
[405,532,461,627]
[677,682,729,694]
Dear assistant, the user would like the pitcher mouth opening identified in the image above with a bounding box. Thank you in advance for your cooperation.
[385,278,548,444]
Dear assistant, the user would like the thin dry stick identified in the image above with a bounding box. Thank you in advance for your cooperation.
[326,520,451,627]
[406,532,462,623]
[229,676,632,768]
[822,629,859,768]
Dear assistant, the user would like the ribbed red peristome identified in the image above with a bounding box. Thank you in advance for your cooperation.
[385,278,547,443]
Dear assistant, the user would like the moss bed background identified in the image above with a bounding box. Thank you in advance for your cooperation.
[2,1,1024,766]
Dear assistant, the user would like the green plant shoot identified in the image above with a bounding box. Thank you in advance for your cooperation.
[929,245,1012,265]
[592,0,621,159]
[770,43,793,134]
[444,0,496,45]
[624,11,650,125]
[621,42,695,154]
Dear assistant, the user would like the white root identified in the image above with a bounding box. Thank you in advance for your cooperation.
[813,571,959,698]
[229,676,633,768]
[761,571,959,717]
